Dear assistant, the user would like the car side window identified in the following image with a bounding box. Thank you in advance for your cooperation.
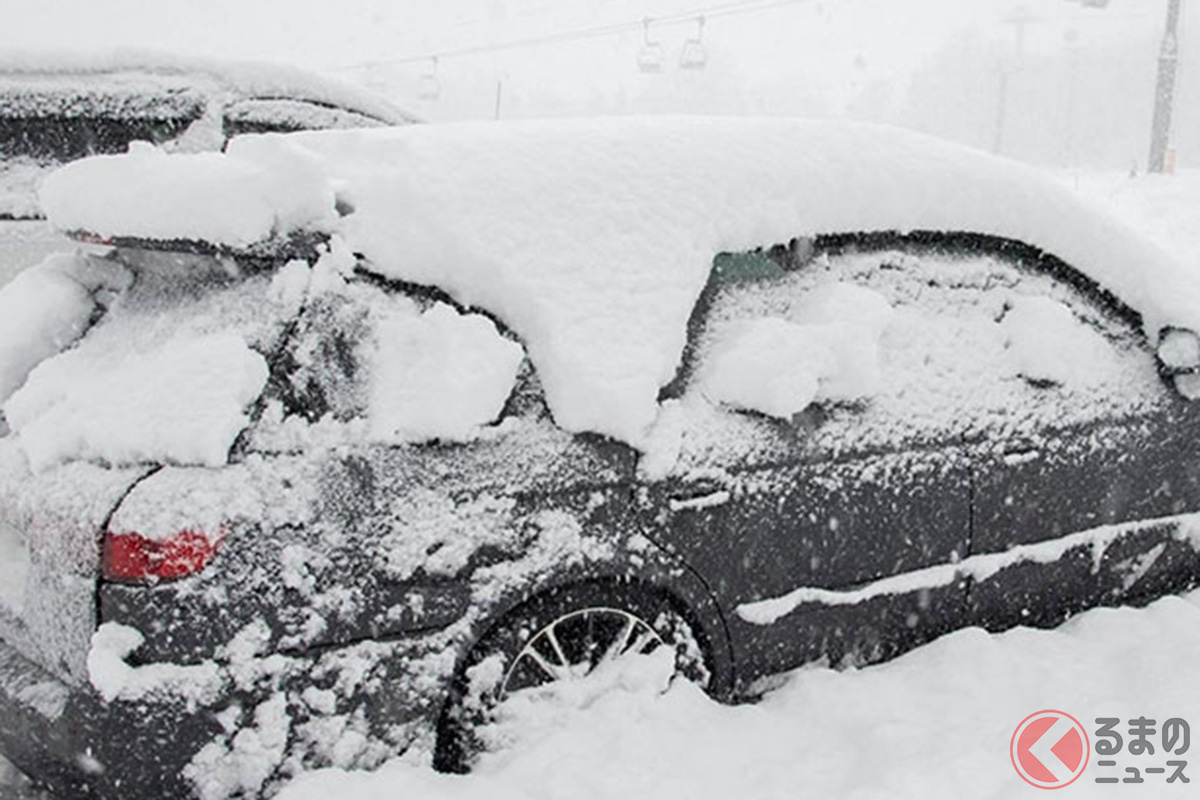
[681,238,1171,454]
[223,99,383,137]
[258,278,533,449]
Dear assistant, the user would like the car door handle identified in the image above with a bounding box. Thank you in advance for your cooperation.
[668,479,732,511]
[1001,442,1041,465]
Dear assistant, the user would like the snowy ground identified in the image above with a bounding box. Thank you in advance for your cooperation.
[282,591,1200,800]
[3,167,1200,798]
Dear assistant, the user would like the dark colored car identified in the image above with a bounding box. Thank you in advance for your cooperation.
[2,123,1200,798]
[0,52,417,286]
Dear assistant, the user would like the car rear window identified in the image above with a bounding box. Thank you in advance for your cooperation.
[0,83,205,162]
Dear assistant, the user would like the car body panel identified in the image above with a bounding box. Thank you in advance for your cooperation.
[3,230,1200,796]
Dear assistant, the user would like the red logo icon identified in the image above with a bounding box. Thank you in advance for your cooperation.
[1011,710,1090,789]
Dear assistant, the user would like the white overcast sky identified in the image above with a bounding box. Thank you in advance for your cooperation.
[0,1,1167,114]
[1,0,1189,168]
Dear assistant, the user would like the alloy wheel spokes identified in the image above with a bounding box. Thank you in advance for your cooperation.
[502,607,665,698]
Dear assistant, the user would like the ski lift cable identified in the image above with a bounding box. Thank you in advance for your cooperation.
[328,0,816,72]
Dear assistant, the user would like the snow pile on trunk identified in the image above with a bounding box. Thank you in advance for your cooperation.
[278,590,1200,800]
[39,138,337,246]
[0,252,129,406]
[4,332,267,471]
[368,302,524,443]
[40,118,1200,446]
[699,283,893,418]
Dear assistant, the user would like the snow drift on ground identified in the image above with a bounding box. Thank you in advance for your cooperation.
[280,589,1200,800]
[39,118,1200,447]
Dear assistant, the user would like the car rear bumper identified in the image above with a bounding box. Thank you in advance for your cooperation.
[0,636,221,799]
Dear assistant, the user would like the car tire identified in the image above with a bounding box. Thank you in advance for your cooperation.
[433,580,710,773]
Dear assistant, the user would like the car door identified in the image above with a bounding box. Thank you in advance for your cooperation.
[635,244,994,689]
[249,279,643,651]
[965,257,1200,628]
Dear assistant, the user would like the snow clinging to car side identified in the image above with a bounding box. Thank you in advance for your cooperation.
[32,117,1200,449]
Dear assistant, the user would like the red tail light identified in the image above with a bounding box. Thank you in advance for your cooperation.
[67,230,115,246]
[102,530,223,583]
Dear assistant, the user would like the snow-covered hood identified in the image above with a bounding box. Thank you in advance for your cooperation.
[38,117,1200,447]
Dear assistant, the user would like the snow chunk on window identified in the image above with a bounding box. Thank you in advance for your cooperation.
[700,319,836,418]
[700,284,894,418]
[791,282,895,401]
[4,332,268,471]
[1001,295,1113,388]
[39,137,336,246]
[0,252,130,406]
[368,303,524,443]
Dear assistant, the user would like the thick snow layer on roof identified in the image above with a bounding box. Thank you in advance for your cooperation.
[0,48,417,125]
[40,139,337,246]
[40,118,1200,446]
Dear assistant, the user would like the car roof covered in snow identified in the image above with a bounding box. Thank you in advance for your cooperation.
[0,48,418,126]
[38,116,1200,447]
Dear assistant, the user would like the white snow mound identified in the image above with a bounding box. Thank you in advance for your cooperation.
[39,140,336,246]
[1002,295,1113,388]
[701,283,894,418]
[4,332,268,471]
[368,302,525,443]
[700,318,836,418]
[0,252,130,406]
[41,118,1200,446]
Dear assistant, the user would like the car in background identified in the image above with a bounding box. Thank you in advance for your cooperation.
[2,118,1200,798]
[0,50,417,286]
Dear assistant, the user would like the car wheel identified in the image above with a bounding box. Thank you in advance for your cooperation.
[433,580,710,773]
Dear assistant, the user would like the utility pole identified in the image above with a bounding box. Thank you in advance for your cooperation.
[994,6,1035,155]
[1148,0,1183,173]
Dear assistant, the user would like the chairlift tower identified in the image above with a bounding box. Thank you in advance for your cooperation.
[1148,0,1184,173]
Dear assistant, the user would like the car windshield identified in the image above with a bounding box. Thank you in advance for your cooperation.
[0,86,204,163]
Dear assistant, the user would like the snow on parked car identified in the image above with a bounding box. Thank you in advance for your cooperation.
[0,49,418,288]
[2,117,1200,799]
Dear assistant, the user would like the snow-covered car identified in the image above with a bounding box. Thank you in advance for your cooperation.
[0,51,418,288]
[3,118,1200,798]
